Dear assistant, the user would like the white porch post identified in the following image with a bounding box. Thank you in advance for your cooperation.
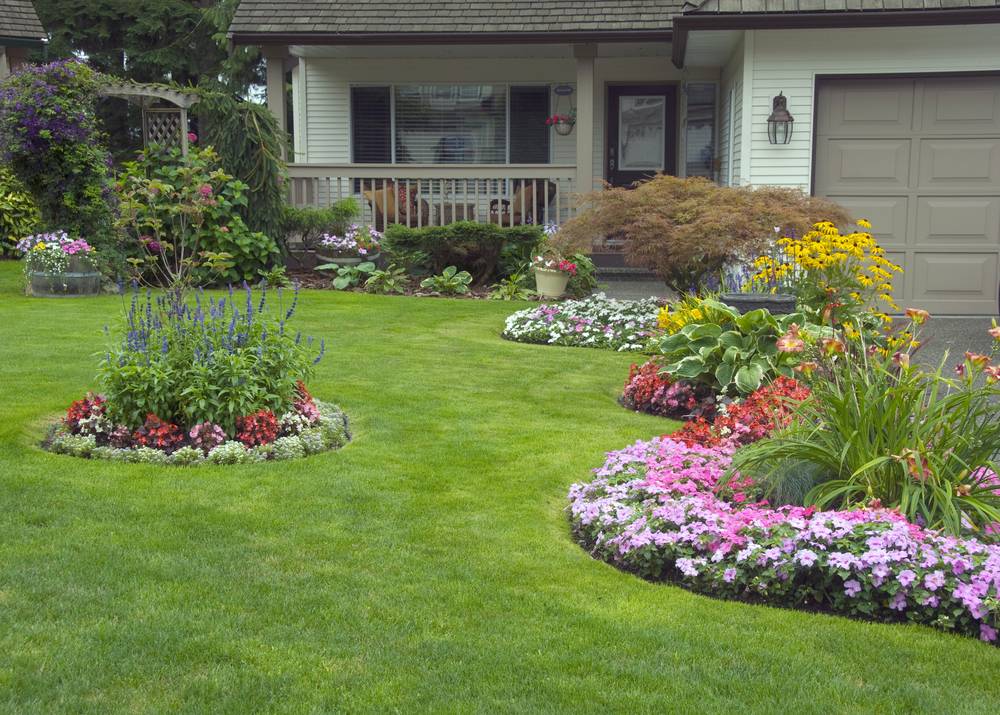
[263,46,289,157]
[573,43,597,201]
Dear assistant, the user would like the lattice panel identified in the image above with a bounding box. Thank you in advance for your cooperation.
[143,109,183,150]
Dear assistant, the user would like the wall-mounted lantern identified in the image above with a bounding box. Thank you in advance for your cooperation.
[767,92,794,145]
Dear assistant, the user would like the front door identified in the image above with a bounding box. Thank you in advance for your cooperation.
[606,84,677,187]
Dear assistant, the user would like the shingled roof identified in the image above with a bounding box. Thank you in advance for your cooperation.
[229,1,683,41]
[0,0,45,42]
[686,0,1000,12]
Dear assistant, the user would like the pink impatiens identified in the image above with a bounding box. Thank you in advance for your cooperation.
[569,437,1000,645]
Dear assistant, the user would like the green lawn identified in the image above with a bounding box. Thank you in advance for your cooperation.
[0,260,998,714]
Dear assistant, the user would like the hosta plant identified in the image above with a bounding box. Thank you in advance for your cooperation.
[364,263,410,294]
[657,299,825,395]
[317,261,376,290]
[420,265,473,295]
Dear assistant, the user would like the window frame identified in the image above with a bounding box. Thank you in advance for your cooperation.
[349,81,554,165]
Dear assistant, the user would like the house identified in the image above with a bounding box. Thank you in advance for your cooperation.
[0,0,45,79]
[230,0,1000,314]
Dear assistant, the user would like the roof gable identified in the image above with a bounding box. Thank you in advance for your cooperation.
[0,0,45,42]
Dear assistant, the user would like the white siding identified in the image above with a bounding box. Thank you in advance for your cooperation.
[719,36,744,186]
[748,24,1000,189]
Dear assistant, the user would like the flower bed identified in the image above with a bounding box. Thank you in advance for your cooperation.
[40,283,350,466]
[502,294,661,351]
[44,389,349,466]
[569,437,999,645]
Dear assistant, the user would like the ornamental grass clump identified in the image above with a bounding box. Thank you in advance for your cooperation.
[569,437,1000,645]
[733,313,1000,536]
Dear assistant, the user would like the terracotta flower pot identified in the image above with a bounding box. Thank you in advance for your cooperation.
[534,267,571,298]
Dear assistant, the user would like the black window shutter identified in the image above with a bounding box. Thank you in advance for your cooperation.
[509,86,550,164]
[351,86,391,163]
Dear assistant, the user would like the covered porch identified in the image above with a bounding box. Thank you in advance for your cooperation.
[258,40,722,233]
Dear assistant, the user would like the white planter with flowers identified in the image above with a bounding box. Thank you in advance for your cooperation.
[316,224,382,269]
[531,253,578,298]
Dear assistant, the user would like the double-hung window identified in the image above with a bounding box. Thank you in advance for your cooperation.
[351,84,551,164]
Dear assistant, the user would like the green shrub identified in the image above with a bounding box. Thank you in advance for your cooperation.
[282,201,359,251]
[117,144,280,286]
[0,165,40,256]
[420,266,472,295]
[383,221,542,284]
[732,320,1000,535]
[564,252,598,298]
[99,285,321,434]
[657,299,824,395]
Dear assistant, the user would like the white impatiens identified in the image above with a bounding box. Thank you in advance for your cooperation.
[502,293,662,352]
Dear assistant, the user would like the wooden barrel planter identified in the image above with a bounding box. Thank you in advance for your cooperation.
[29,256,102,297]
[720,292,797,315]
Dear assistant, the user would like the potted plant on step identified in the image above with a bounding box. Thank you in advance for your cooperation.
[531,253,578,298]
[316,224,382,269]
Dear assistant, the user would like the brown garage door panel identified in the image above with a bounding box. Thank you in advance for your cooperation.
[816,139,911,193]
[815,75,1000,316]
[817,80,915,135]
[911,253,999,314]
[916,197,1000,247]
[921,78,1000,135]
[918,139,1000,189]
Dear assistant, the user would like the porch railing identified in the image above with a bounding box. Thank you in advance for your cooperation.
[286,164,577,230]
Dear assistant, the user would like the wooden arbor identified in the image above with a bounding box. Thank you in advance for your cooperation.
[99,84,200,156]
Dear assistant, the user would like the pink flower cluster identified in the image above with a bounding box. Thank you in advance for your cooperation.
[570,437,1000,645]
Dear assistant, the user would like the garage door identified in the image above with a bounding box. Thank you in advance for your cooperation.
[814,76,1000,315]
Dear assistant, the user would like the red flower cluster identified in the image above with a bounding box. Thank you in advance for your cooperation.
[235,409,279,447]
[556,259,577,276]
[544,114,573,126]
[133,413,185,451]
[674,376,811,448]
[65,392,106,431]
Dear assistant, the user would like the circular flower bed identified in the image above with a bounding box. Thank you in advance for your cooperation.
[41,283,350,466]
[43,385,350,466]
[569,437,1000,645]
[503,294,661,351]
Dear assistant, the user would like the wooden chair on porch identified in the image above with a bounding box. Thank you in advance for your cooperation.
[362,180,432,231]
[489,180,558,226]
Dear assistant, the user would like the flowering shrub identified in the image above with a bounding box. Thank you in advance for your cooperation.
[748,220,903,325]
[0,60,114,250]
[569,437,1000,645]
[318,224,382,257]
[116,144,280,288]
[621,360,717,420]
[503,294,661,351]
[99,283,322,435]
[235,409,280,447]
[674,376,811,448]
[16,231,96,277]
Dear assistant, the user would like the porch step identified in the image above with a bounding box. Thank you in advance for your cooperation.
[595,265,660,282]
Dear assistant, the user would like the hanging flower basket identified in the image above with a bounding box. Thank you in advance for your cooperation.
[545,113,576,136]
